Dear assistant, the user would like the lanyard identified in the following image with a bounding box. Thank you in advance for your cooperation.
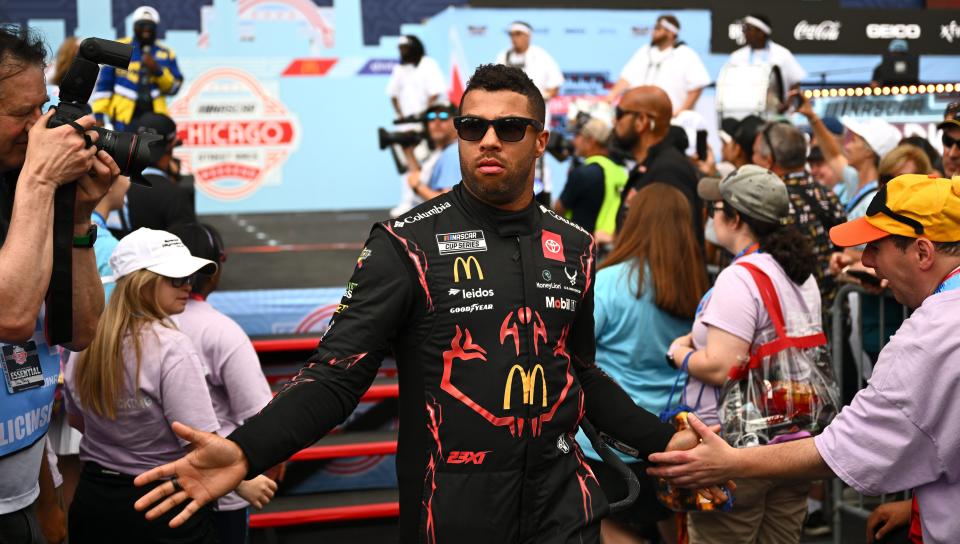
[91,212,108,229]
[935,266,960,295]
[844,180,878,213]
[696,243,761,316]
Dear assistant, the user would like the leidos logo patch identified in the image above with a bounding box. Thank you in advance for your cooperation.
[545,296,577,312]
[436,230,487,255]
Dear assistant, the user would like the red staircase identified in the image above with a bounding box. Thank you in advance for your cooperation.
[248,335,400,537]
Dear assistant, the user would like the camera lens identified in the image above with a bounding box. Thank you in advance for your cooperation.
[91,127,165,183]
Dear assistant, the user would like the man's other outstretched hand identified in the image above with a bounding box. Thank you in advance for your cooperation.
[134,422,250,527]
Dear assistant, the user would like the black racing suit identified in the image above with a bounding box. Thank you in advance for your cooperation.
[229,183,675,543]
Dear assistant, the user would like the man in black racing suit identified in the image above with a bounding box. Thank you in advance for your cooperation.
[134,65,697,543]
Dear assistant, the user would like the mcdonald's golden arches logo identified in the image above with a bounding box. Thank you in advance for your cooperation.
[503,364,547,410]
[453,255,484,282]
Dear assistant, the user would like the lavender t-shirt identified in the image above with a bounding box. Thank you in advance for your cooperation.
[687,253,821,425]
[64,321,219,475]
[815,288,960,544]
[172,299,272,510]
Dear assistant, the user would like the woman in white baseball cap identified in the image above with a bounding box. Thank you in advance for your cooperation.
[62,228,270,543]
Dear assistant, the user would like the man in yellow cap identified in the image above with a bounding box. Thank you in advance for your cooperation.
[645,174,960,544]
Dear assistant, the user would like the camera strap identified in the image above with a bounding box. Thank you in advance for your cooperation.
[45,183,75,346]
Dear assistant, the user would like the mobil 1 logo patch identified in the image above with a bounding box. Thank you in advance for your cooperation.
[436,230,488,255]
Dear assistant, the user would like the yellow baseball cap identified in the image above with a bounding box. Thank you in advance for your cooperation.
[830,174,960,247]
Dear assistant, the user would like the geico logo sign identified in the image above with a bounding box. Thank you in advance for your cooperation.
[794,20,841,41]
[866,24,921,40]
[448,287,495,299]
[453,256,484,282]
[449,303,493,314]
[504,364,547,409]
[545,296,577,312]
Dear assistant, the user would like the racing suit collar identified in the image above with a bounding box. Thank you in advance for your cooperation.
[453,182,539,237]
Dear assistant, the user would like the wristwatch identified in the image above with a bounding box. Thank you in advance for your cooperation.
[73,224,98,248]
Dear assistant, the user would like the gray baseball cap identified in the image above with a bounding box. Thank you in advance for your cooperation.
[698,164,789,224]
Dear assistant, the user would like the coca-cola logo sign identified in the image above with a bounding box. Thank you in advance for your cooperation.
[794,20,841,41]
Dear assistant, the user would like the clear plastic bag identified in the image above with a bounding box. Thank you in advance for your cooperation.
[718,263,840,447]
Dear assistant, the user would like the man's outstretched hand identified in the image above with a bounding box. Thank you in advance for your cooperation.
[134,422,250,527]
[648,413,740,490]
[663,416,736,504]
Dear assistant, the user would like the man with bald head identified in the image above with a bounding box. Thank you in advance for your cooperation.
[613,85,702,240]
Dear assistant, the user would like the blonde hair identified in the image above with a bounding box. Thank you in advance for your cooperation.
[73,269,173,419]
[879,144,933,180]
[50,37,80,87]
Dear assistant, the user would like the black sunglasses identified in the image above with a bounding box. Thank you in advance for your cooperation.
[425,111,451,122]
[453,116,543,142]
[168,274,197,288]
[942,132,960,151]
[866,184,924,235]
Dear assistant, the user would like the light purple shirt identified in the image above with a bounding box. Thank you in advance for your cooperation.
[688,253,821,425]
[815,288,960,544]
[64,321,220,475]
[173,298,272,510]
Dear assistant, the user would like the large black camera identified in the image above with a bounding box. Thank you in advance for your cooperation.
[47,37,164,185]
[377,114,429,151]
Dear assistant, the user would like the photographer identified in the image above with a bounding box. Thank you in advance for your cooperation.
[553,117,627,244]
[405,104,460,201]
[0,25,119,543]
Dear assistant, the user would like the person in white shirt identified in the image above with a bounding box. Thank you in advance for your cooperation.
[607,15,711,117]
[727,14,807,93]
[386,35,447,120]
[495,21,564,100]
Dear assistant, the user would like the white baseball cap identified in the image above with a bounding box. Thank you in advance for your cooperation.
[840,118,901,159]
[132,6,160,24]
[108,228,217,282]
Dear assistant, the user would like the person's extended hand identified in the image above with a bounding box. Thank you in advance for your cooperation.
[142,51,159,74]
[663,420,736,504]
[134,422,249,528]
[866,500,912,543]
[74,152,122,221]
[236,475,277,510]
[789,89,815,119]
[20,110,98,191]
[828,251,854,276]
[648,413,740,489]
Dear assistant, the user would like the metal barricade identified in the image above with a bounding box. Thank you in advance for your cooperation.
[829,282,911,544]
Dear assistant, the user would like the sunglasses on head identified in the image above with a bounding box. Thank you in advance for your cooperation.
[943,132,960,151]
[866,184,924,235]
[168,274,197,288]
[425,111,451,122]
[453,116,543,142]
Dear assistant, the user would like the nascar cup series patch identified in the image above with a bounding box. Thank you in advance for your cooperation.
[436,230,488,255]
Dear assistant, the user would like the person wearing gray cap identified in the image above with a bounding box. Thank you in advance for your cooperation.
[665,165,826,543]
